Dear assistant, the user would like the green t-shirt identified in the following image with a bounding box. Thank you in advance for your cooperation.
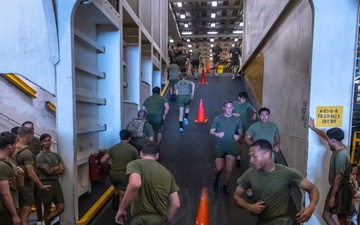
[107,142,139,172]
[237,164,303,223]
[246,121,279,147]
[13,146,34,189]
[191,48,201,60]
[128,122,154,150]
[167,64,181,80]
[0,159,19,212]
[176,79,192,95]
[329,148,351,185]
[36,151,63,180]
[233,101,254,128]
[143,94,167,116]
[29,137,41,164]
[211,114,242,150]
[175,55,186,68]
[127,159,180,223]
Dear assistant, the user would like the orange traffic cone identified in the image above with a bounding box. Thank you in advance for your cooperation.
[206,61,211,73]
[199,68,208,85]
[195,188,209,225]
[195,99,208,123]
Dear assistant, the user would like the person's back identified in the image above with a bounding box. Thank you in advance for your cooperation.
[127,110,155,151]
[167,63,181,80]
[143,93,166,116]
[192,48,201,61]
[128,159,177,224]
[108,142,138,172]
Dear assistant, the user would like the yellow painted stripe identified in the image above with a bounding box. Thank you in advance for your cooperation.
[31,204,56,211]
[77,186,115,225]
[3,73,37,98]
[160,80,170,97]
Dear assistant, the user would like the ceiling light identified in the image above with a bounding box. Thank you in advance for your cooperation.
[211,13,216,18]
[210,54,213,56]
[207,31,218,34]
[184,24,188,28]
[169,39,174,43]
[232,44,235,47]
[240,22,244,27]
[180,14,186,19]
[177,2,182,7]
[212,1,217,7]
[233,30,243,34]
[187,39,190,42]
[210,44,214,47]
[210,49,212,52]
[210,38,214,42]
[234,38,238,42]
[210,57,213,60]
[188,44,192,48]
[182,31,192,35]
[211,23,215,27]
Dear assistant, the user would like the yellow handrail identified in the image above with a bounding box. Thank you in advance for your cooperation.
[3,73,37,98]
[160,80,170,97]
[46,101,56,112]
[77,186,115,225]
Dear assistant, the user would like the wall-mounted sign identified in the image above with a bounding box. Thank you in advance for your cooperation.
[316,106,343,127]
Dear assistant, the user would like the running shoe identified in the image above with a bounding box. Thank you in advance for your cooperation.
[184,118,189,125]
[179,127,184,133]
[212,177,219,189]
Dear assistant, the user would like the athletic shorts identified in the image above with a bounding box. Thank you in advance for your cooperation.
[214,147,236,158]
[213,56,220,64]
[131,213,166,225]
[179,66,186,72]
[230,59,240,66]
[109,170,128,191]
[177,95,191,108]
[323,183,355,215]
[169,79,179,86]
[37,180,64,204]
[147,115,164,131]
[0,210,18,225]
[18,186,35,207]
[191,59,200,67]
[257,215,292,225]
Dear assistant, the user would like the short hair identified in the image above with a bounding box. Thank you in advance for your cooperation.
[22,121,34,127]
[223,100,234,107]
[327,128,344,141]
[119,129,131,140]
[250,139,273,152]
[259,107,270,115]
[179,72,187,78]
[141,142,160,155]
[40,133,51,142]
[137,109,147,120]
[17,127,34,138]
[11,126,20,135]
[239,92,248,98]
[0,132,17,149]
[152,87,161,95]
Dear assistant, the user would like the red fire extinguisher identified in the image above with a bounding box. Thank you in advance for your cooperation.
[98,149,109,176]
[89,153,100,181]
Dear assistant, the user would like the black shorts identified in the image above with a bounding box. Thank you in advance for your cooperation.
[191,59,200,67]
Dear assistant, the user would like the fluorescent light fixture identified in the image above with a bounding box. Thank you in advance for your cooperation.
[212,1,217,7]
[180,14,186,19]
[210,44,214,47]
[211,23,216,27]
[210,38,214,42]
[177,2,182,7]
[211,13,216,18]
[232,44,235,47]
[234,38,238,42]
[240,22,243,27]
[187,39,190,42]
[189,49,193,52]
[233,30,243,34]
[182,31,192,35]
[210,54,213,56]
[210,49,212,52]
[169,39,174,43]
[188,44,192,48]
[184,24,188,28]
[210,57,213,60]
[207,31,218,34]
